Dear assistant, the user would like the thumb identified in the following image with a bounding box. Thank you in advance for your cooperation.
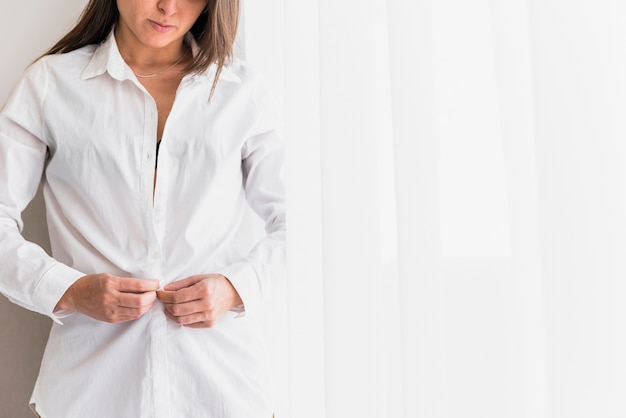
[116,277,160,293]
[163,275,208,291]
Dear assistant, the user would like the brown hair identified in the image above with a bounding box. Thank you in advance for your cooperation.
[45,0,239,90]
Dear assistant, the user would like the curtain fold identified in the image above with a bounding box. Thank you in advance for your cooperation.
[242,0,626,417]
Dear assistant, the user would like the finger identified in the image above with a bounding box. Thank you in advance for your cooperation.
[116,290,157,309]
[164,309,217,328]
[162,275,209,291]
[156,286,203,304]
[114,306,152,318]
[113,277,160,293]
[155,290,177,303]
[87,305,153,323]
[92,315,134,324]
[162,300,207,317]
[107,313,149,324]
[185,322,215,329]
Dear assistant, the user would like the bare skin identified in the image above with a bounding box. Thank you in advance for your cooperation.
[157,274,243,328]
[55,0,242,326]
[56,274,160,323]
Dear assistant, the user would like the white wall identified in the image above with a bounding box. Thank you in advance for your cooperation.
[0,1,87,417]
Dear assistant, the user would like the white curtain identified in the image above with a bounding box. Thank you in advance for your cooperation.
[241,0,626,417]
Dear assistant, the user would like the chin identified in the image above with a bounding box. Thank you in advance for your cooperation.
[141,35,181,49]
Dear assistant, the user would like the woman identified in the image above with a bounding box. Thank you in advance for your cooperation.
[0,0,284,416]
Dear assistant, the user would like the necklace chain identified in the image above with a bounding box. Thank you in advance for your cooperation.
[133,50,188,79]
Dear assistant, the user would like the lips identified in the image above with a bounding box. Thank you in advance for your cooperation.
[149,20,175,33]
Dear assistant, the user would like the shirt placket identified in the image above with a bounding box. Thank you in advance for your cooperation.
[138,91,171,418]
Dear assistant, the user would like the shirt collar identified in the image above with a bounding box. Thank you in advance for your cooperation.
[81,29,241,83]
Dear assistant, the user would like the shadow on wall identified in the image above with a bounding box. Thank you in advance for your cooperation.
[0,187,52,418]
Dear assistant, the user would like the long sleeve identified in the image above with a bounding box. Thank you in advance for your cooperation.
[218,75,286,315]
[0,62,84,322]
[13,34,282,416]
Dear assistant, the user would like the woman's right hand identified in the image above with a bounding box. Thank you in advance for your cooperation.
[55,274,160,323]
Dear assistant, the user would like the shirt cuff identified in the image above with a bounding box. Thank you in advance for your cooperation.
[218,260,260,317]
[32,263,84,324]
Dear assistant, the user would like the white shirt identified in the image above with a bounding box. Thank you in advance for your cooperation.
[0,31,284,418]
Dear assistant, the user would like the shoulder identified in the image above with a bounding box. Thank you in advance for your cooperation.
[210,58,276,108]
[30,44,98,80]
[5,44,96,106]
[225,58,255,78]
[222,58,269,88]
[225,59,280,128]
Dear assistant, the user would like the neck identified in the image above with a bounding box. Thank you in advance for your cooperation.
[114,26,188,69]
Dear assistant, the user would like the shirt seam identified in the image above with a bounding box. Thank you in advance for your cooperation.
[32,262,62,300]
[39,59,51,146]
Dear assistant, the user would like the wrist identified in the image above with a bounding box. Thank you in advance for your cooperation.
[220,274,242,309]
[55,284,77,311]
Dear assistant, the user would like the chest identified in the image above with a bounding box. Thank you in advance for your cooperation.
[139,74,184,141]
[42,75,255,186]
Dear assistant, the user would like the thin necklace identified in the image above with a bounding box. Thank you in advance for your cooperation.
[133,50,188,79]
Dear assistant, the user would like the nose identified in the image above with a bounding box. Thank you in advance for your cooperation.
[157,0,178,15]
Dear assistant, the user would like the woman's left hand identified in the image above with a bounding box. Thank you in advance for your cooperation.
[156,274,243,328]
